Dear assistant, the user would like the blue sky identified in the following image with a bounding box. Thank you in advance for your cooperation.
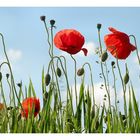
[0,7,140,108]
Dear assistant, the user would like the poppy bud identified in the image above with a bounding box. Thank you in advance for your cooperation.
[104,94,107,97]
[45,73,51,86]
[56,67,62,77]
[40,16,46,21]
[124,72,129,85]
[6,73,9,79]
[0,72,2,82]
[111,61,115,67]
[101,51,108,62]
[17,82,22,88]
[50,19,55,26]
[7,106,13,110]
[43,91,48,100]
[77,68,84,76]
[97,23,102,30]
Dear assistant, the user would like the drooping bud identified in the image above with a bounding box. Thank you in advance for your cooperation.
[50,19,55,26]
[124,73,129,85]
[101,51,108,62]
[97,23,102,30]
[40,16,46,21]
[124,64,129,85]
[0,72,2,82]
[77,68,84,76]
[45,73,51,86]
[6,73,9,79]
[56,67,62,77]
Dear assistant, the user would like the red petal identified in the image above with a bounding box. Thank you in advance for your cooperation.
[81,48,88,56]
[130,44,136,51]
[109,27,118,33]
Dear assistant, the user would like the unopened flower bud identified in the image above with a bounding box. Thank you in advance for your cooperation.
[17,82,22,88]
[101,51,108,62]
[40,16,46,21]
[124,72,129,85]
[0,72,2,82]
[45,73,51,86]
[6,73,9,79]
[50,19,55,26]
[97,23,102,30]
[56,67,62,77]
[111,61,115,67]
[43,91,48,100]
[77,68,84,76]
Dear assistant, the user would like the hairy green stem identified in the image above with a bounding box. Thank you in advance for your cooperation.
[82,62,95,109]
[97,30,111,111]
[111,65,118,111]
[129,35,140,66]
[70,55,78,108]
[116,58,127,116]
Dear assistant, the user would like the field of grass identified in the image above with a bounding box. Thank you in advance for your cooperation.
[0,16,140,133]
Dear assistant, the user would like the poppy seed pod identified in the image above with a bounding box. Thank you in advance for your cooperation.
[77,68,84,76]
[101,51,108,62]
[45,73,51,86]
[0,72,2,82]
[56,67,62,77]
[97,23,102,30]
[40,16,46,21]
[124,72,129,85]
[50,19,55,26]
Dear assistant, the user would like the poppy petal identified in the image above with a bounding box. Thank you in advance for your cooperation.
[81,48,88,56]
[130,44,136,51]
[109,27,118,33]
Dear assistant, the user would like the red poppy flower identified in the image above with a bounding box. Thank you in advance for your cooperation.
[54,29,87,56]
[104,27,136,59]
[21,97,40,118]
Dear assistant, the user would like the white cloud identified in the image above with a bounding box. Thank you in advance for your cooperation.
[0,48,22,73]
[70,82,115,108]
[7,49,22,62]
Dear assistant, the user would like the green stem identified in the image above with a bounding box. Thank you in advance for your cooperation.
[0,34,22,109]
[97,30,111,111]
[48,56,74,116]
[129,35,140,66]
[111,65,118,111]
[82,62,95,109]
[116,58,127,116]
[0,62,15,106]
[70,55,78,108]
